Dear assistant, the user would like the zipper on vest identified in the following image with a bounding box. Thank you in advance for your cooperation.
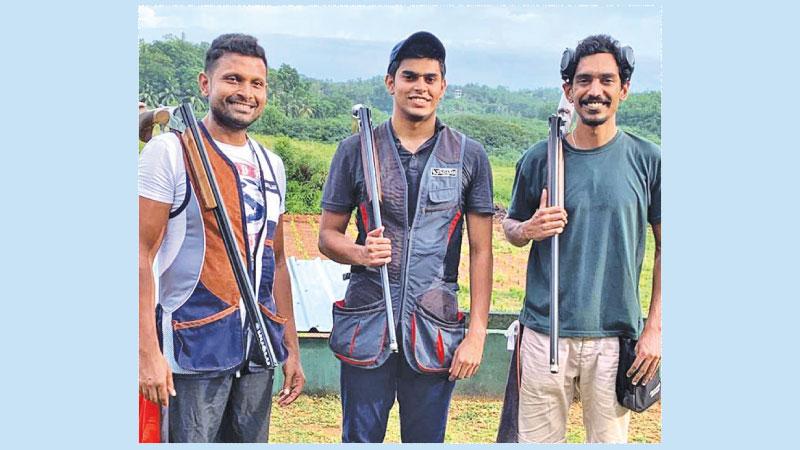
[397,134,442,331]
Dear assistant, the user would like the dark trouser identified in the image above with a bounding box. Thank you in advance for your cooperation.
[340,352,456,443]
[168,369,274,443]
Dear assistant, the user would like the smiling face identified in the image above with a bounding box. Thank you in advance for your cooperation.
[385,57,447,123]
[564,52,629,128]
[199,52,268,131]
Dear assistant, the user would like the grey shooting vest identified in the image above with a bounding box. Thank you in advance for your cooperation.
[329,121,468,374]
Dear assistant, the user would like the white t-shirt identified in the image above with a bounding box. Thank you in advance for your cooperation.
[138,132,286,264]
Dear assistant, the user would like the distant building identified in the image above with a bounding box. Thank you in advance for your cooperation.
[453,88,463,99]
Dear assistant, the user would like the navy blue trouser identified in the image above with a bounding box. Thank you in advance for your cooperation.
[340,351,456,443]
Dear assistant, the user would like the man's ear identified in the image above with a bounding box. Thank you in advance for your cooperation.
[384,73,395,95]
[562,81,573,103]
[619,80,630,102]
[440,78,447,99]
[198,72,210,97]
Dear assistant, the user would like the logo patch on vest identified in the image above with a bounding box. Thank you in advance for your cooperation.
[431,168,457,177]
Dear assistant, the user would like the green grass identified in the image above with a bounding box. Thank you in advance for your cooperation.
[269,394,660,443]
[490,157,517,208]
[640,229,656,314]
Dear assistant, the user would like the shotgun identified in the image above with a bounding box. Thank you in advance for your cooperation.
[546,94,573,374]
[351,104,399,353]
[171,102,279,369]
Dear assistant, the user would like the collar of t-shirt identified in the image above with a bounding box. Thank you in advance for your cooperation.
[388,118,446,222]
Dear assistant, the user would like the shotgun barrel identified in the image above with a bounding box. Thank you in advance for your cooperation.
[546,94,570,374]
[351,104,399,353]
[174,102,279,369]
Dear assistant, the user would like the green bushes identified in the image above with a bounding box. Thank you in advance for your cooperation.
[253,114,352,143]
[442,114,549,162]
[271,137,328,214]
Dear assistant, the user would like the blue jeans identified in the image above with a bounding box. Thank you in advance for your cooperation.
[168,369,274,442]
[340,351,456,443]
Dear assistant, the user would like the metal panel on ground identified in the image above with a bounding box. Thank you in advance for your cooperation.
[288,256,349,333]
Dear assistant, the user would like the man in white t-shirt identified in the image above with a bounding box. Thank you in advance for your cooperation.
[138,33,305,442]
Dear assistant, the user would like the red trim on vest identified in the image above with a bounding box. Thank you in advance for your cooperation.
[334,299,346,308]
[447,210,463,242]
[436,329,445,365]
[410,312,450,373]
[359,202,370,231]
[349,323,361,356]
[333,326,387,366]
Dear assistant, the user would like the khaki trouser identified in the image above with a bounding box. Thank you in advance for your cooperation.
[518,327,630,443]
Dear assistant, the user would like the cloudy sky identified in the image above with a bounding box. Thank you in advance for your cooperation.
[139,3,661,91]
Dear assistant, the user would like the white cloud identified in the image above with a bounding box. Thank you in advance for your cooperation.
[137,4,661,88]
[139,4,660,55]
[137,6,161,29]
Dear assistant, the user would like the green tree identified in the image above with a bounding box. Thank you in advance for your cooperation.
[139,35,207,110]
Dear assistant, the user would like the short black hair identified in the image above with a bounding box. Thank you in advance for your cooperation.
[204,33,268,74]
[565,34,633,84]
[388,41,446,78]
[388,46,447,78]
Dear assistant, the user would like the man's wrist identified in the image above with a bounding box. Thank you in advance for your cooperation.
[283,339,301,358]
[643,319,661,333]
[139,347,161,359]
[466,326,488,341]
[515,220,533,243]
[356,244,368,266]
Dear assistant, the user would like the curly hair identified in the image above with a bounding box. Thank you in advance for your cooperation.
[564,34,633,84]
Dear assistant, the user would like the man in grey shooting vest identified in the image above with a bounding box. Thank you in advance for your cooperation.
[319,31,494,443]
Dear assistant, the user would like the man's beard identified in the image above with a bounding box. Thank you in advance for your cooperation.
[578,113,608,127]
[577,95,611,127]
[211,100,259,131]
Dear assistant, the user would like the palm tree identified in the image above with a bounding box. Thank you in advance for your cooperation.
[297,104,315,119]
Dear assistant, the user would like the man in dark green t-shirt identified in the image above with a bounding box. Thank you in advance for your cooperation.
[503,34,661,443]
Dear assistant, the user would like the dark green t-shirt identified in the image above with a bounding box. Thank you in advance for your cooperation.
[507,130,660,339]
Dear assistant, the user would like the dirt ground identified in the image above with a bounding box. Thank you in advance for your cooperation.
[282,214,527,291]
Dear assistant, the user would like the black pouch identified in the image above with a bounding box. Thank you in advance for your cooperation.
[616,337,661,412]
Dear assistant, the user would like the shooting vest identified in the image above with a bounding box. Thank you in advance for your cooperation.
[329,121,468,374]
[156,123,288,375]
